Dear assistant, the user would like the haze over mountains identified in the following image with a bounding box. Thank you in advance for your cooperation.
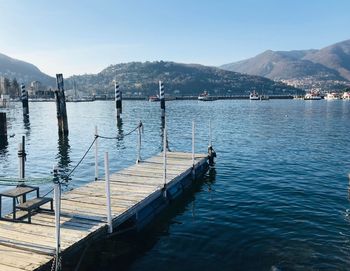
[0,53,54,86]
[221,39,350,91]
[0,54,299,96]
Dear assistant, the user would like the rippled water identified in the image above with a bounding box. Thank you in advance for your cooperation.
[1,100,350,270]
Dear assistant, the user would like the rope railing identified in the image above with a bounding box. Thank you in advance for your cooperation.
[62,122,142,181]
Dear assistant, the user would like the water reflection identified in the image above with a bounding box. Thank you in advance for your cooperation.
[160,117,169,151]
[115,118,125,149]
[56,134,71,178]
[0,136,8,155]
[23,115,30,138]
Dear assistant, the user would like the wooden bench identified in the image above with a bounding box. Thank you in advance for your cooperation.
[16,197,53,223]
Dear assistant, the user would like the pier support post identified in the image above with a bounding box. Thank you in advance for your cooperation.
[159,81,165,119]
[104,152,113,234]
[53,167,61,271]
[18,136,26,180]
[0,112,7,143]
[95,126,99,181]
[21,84,29,116]
[136,121,142,163]
[55,74,69,135]
[115,82,122,121]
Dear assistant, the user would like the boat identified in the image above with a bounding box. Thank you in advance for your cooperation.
[324,92,341,100]
[260,94,269,100]
[149,95,160,102]
[249,91,260,100]
[342,92,350,100]
[304,91,321,100]
[198,91,216,101]
[293,95,304,100]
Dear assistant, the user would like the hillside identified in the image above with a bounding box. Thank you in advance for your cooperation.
[0,53,55,86]
[67,61,301,96]
[220,39,350,90]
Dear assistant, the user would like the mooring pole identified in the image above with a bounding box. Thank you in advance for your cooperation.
[159,81,165,119]
[94,126,99,181]
[104,152,113,234]
[192,120,195,166]
[21,84,29,116]
[55,74,69,135]
[115,82,122,120]
[136,121,142,164]
[209,119,212,147]
[0,112,7,140]
[53,166,61,271]
[18,136,26,180]
[163,122,167,191]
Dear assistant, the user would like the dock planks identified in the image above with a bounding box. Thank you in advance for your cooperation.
[0,152,208,270]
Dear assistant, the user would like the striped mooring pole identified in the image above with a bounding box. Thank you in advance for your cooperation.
[21,84,29,116]
[159,81,165,119]
[115,82,122,120]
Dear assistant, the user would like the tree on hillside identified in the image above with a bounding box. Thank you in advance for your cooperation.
[10,78,20,98]
[4,78,10,95]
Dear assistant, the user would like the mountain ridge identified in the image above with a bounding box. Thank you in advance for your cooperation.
[0,53,55,86]
[220,39,350,90]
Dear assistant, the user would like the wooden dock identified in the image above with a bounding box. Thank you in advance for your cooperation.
[0,151,209,271]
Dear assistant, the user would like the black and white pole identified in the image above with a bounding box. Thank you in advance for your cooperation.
[192,120,195,166]
[18,136,26,180]
[21,84,29,116]
[163,122,167,197]
[159,81,165,119]
[53,165,61,271]
[136,121,142,164]
[94,126,99,181]
[209,119,212,147]
[55,74,69,135]
[115,82,122,120]
[104,152,113,234]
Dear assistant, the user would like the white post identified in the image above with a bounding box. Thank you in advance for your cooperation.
[163,123,167,187]
[192,120,195,166]
[94,126,98,181]
[54,182,61,271]
[136,121,141,163]
[104,152,113,234]
[209,118,212,147]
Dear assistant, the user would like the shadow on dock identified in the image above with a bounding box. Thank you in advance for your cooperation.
[63,168,217,271]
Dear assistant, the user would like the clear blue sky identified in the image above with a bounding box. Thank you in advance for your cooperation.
[0,0,349,76]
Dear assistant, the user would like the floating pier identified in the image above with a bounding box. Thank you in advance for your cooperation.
[0,151,210,271]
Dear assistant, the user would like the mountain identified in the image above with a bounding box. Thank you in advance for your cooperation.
[0,53,54,86]
[220,39,350,90]
[303,40,350,81]
[67,61,301,96]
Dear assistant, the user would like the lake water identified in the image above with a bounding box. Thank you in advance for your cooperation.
[0,100,350,270]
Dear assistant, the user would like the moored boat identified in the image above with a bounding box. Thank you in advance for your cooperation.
[304,91,321,100]
[342,92,350,100]
[249,91,259,100]
[324,92,341,100]
[260,94,269,100]
[198,91,216,101]
[149,95,160,102]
